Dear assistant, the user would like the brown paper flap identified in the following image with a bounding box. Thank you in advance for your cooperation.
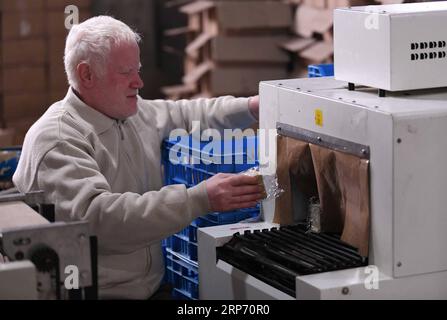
[339,156,370,257]
[275,136,370,256]
[274,136,318,225]
[309,144,345,233]
[310,144,370,256]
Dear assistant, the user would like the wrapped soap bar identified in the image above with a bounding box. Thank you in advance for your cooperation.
[240,166,284,200]
[307,196,321,233]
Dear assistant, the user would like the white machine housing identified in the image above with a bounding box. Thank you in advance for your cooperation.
[334,1,447,91]
[198,77,447,299]
[0,261,37,300]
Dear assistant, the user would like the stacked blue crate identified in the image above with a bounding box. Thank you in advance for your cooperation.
[308,63,334,78]
[161,135,259,300]
[0,147,21,182]
[162,135,258,186]
[165,249,199,300]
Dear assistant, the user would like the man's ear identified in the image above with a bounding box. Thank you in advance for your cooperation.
[77,63,95,89]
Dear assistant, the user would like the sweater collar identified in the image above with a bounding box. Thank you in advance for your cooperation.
[63,87,118,135]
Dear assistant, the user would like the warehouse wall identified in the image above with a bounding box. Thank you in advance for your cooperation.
[92,0,162,99]
[156,0,188,91]
[0,0,193,145]
[0,0,93,145]
[92,0,188,99]
[0,0,436,146]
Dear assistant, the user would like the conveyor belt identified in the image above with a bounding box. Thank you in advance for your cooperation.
[217,224,367,297]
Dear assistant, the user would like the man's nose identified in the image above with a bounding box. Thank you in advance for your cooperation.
[131,73,144,89]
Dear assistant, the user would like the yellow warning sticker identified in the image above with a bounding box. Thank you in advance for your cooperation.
[315,109,323,127]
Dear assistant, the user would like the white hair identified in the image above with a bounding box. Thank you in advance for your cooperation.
[64,16,141,90]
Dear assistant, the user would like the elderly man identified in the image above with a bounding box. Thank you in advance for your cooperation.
[12,16,263,299]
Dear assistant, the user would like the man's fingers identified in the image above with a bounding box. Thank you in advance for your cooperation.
[215,173,233,179]
[230,174,260,186]
[233,201,258,210]
[207,172,264,212]
[233,193,264,203]
[232,185,264,196]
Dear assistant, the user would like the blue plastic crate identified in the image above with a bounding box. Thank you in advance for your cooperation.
[165,234,198,261]
[194,216,219,228]
[175,220,214,244]
[165,249,199,300]
[205,207,260,224]
[164,135,258,169]
[164,165,214,188]
[189,217,219,243]
[162,135,258,186]
[176,225,192,242]
[172,288,194,300]
[162,135,260,296]
[308,64,334,78]
[160,240,168,284]
[0,147,21,181]
[167,209,258,260]
[174,208,259,245]
[165,248,198,275]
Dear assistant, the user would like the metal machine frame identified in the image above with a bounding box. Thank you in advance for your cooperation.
[0,192,98,300]
[198,77,447,299]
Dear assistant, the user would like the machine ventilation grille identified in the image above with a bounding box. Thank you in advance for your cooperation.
[411,41,447,61]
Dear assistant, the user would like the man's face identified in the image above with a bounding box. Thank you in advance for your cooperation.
[93,41,144,120]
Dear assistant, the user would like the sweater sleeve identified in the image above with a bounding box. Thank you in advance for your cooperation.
[38,139,210,255]
[147,95,257,140]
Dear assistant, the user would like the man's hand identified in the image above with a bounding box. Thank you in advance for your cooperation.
[205,173,266,212]
[248,95,259,120]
